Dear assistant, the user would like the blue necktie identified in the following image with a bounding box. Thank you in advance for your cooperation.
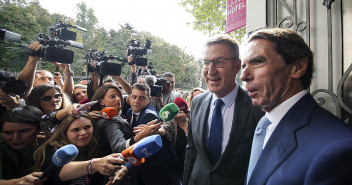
[247,116,272,184]
[207,99,224,165]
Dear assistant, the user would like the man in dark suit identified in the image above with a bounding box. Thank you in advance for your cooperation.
[127,83,159,127]
[127,83,179,185]
[183,35,264,185]
[241,28,352,185]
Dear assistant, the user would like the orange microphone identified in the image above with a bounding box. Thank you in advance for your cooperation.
[121,135,162,169]
[121,146,146,166]
[101,107,118,119]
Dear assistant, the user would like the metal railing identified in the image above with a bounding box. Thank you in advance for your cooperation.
[268,0,351,123]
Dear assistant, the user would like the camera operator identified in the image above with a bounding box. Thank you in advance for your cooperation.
[127,54,137,86]
[150,72,182,112]
[0,71,27,117]
[127,54,150,86]
[17,41,74,98]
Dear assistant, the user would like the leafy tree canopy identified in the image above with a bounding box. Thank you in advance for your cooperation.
[180,0,246,42]
[0,0,202,90]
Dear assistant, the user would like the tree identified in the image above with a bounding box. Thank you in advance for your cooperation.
[0,1,53,72]
[75,2,98,46]
[0,1,201,88]
[180,0,246,42]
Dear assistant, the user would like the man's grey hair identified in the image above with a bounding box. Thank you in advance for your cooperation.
[204,34,240,59]
[132,83,151,97]
[145,75,156,86]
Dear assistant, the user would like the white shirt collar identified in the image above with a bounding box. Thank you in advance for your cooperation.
[211,85,239,108]
[263,90,308,148]
[266,90,308,125]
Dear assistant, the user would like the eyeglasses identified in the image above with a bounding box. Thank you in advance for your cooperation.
[40,93,63,102]
[202,57,237,69]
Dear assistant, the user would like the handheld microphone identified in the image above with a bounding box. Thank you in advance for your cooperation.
[79,98,90,104]
[174,97,189,113]
[39,144,78,179]
[121,135,162,169]
[101,107,118,119]
[159,103,179,122]
[77,100,98,112]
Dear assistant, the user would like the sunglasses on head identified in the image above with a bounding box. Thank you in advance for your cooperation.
[40,93,63,102]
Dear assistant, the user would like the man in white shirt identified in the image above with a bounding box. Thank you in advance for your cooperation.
[183,35,263,185]
[241,28,352,185]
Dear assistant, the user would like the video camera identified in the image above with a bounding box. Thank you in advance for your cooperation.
[149,77,170,97]
[0,29,21,42]
[147,61,157,76]
[25,20,86,64]
[86,49,127,76]
[0,70,27,96]
[126,39,152,66]
[155,78,170,86]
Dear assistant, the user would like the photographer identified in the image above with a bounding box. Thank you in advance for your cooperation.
[17,41,74,98]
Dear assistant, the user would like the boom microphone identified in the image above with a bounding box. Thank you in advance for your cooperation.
[39,144,78,179]
[159,103,179,122]
[101,107,118,119]
[174,97,189,113]
[68,40,84,49]
[0,29,21,42]
[121,135,162,169]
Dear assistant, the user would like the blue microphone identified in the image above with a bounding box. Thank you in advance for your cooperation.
[121,135,162,169]
[39,144,79,179]
[133,135,162,158]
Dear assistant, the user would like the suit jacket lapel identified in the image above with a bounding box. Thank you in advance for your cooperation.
[193,92,213,167]
[249,94,317,184]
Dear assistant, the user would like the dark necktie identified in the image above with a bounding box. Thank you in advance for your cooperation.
[132,114,138,127]
[207,99,224,165]
[247,116,272,184]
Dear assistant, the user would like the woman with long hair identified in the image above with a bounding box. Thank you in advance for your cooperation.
[33,114,124,185]
[90,84,158,154]
[27,84,79,135]
[0,106,45,184]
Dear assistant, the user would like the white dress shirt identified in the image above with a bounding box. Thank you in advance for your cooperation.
[207,85,239,154]
[263,90,308,148]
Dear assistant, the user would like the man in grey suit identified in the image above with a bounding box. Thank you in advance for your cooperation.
[183,35,264,185]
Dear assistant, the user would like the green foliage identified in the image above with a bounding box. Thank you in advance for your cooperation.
[180,0,246,42]
[0,1,201,89]
[0,1,53,72]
